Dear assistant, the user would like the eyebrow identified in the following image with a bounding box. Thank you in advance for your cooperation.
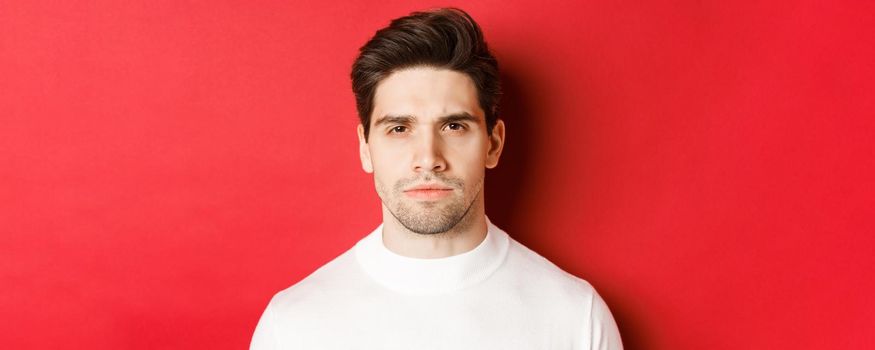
[373,112,480,127]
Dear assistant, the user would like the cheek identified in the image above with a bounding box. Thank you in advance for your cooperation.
[370,144,404,174]
[449,141,488,173]
[371,156,406,195]
[451,152,487,191]
[373,177,387,200]
[372,158,404,179]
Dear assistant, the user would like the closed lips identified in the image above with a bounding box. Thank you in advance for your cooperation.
[405,184,453,191]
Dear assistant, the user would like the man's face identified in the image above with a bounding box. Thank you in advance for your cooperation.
[357,66,504,235]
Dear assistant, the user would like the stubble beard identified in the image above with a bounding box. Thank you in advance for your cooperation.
[376,173,482,235]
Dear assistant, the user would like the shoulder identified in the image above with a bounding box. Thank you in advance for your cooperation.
[251,245,380,348]
[502,236,600,301]
[483,231,603,327]
[251,247,360,349]
[502,237,624,349]
[266,246,365,312]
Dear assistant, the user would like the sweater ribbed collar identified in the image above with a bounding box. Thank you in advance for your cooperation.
[354,216,510,295]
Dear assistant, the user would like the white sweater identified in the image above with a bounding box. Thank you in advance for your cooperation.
[250,218,623,349]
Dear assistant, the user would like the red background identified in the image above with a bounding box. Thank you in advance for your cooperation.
[2,1,873,349]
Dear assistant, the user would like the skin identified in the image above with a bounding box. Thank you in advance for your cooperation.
[357,66,505,259]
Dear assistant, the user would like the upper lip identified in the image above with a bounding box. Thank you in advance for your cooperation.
[404,183,454,191]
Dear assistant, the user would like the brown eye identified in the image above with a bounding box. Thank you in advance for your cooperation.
[390,126,407,133]
[446,123,465,131]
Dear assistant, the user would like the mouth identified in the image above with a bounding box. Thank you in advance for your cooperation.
[403,183,454,200]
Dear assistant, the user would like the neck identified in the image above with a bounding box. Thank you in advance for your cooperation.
[380,195,488,259]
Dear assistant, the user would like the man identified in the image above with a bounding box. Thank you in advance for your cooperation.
[250,7,623,349]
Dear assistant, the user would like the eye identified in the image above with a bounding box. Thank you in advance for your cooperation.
[445,123,466,132]
[388,125,408,134]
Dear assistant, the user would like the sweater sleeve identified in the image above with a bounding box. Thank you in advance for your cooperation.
[585,289,624,350]
[250,299,281,350]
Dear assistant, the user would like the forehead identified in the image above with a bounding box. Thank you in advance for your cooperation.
[371,67,484,123]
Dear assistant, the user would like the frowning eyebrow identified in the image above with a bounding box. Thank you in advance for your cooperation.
[373,112,480,127]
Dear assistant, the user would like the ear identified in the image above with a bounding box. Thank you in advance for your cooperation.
[485,119,505,169]
[357,124,374,173]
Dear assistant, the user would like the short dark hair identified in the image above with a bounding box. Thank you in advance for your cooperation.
[351,7,501,142]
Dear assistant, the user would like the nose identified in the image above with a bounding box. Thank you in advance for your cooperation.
[411,128,447,173]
